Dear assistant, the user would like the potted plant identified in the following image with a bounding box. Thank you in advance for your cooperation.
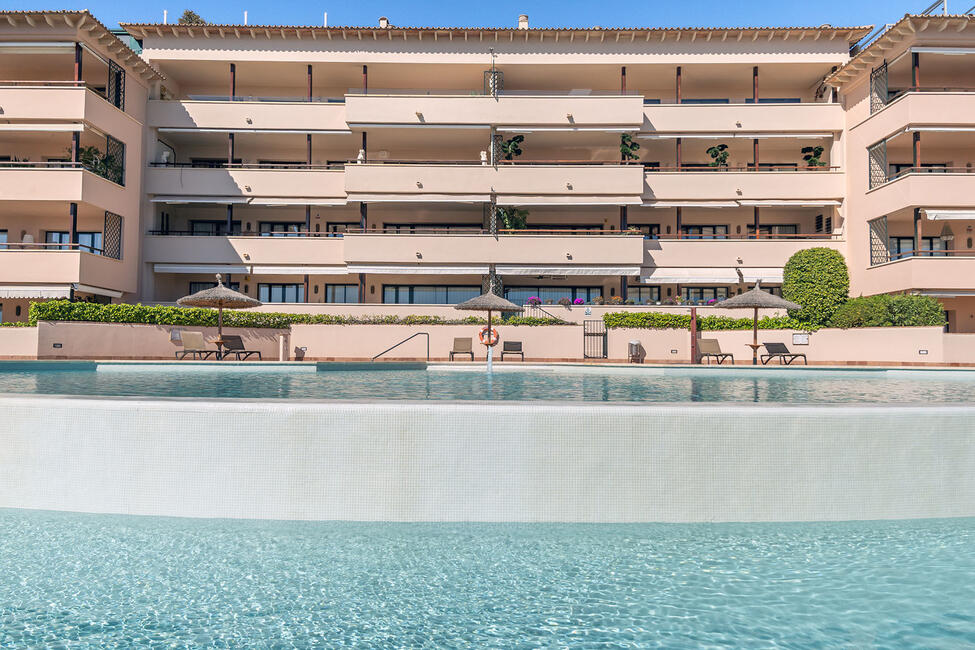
[592,295,605,305]
[620,133,641,162]
[500,135,525,160]
[609,296,624,305]
[573,298,585,305]
[526,296,541,306]
[558,297,572,307]
[496,206,529,230]
[801,146,827,169]
[706,144,729,168]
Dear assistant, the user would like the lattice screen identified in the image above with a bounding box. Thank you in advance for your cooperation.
[869,61,887,115]
[868,216,890,266]
[483,70,503,98]
[103,212,123,260]
[867,140,887,189]
[105,135,125,186]
[107,59,125,111]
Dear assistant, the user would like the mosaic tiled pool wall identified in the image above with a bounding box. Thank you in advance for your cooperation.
[2,396,974,523]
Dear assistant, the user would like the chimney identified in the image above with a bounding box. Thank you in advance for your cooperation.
[379,16,389,28]
[518,14,529,29]
[323,12,328,27]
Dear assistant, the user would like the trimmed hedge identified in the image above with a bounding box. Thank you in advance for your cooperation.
[828,294,946,329]
[27,301,568,328]
[782,248,850,326]
[603,311,809,331]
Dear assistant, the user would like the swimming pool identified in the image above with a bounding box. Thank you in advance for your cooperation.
[2,509,973,647]
[3,360,975,403]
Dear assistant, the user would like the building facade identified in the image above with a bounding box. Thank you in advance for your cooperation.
[1,11,973,329]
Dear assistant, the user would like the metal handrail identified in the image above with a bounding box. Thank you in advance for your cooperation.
[372,332,430,361]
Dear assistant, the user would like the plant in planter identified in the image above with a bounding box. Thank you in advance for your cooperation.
[801,146,827,168]
[573,298,585,305]
[592,295,605,305]
[500,134,525,160]
[624,298,635,305]
[496,206,529,230]
[558,297,572,307]
[619,133,641,161]
[609,296,624,305]
[526,296,541,306]
[706,144,729,167]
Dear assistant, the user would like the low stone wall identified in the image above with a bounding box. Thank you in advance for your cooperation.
[0,327,38,359]
[35,321,288,360]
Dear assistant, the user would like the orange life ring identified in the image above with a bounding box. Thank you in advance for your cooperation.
[478,326,499,347]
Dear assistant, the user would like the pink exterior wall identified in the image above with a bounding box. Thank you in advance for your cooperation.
[0,327,38,359]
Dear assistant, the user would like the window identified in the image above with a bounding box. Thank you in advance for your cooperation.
[503,286,602,305]
[190,158,241,168]
[889,236,944,260]
[524,224,599,232]
[190,281,239,294]
[190,220,241,236]
[681,225,729,240]
[631,286,661,304]
[744,98,801,104]
[631,224,661,239]
[681,98,730,104]
[325,222,357,235]
[0,230,6,250]
[46,231,103,254]
[747,224,798,237]
[757,162,798,171]
[325,284,358,303]
[259,283,305,303]
[682,287,729,304]
[383,285,480,305]
[643,98,661,105]
[382,223,481,234]
[259,222,304,237]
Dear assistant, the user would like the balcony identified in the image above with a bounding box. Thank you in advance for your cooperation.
[861,254,975,295]
[344,163,644,204]
[642,102,843,134]
[644,168,844,202]
[145,165,347,200]
[853,92,975,141]
[0,165,128,215]
[143,235,346,273]
[0,248,126,295]
[342,232,644,275]
[0,83,135,133]
[864,171,975,217]
[644,237,843,269]
[345,94,644,128]
[147,99,349,132]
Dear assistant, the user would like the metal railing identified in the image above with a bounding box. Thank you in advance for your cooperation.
[0,161,81,169]
[372,332,430,361]
[647,165,840,172]
[185,94,346,103]
[889,166,975,181]
[0,242,104,254]
[148,162,345,170]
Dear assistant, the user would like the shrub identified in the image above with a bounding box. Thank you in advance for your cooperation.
[887,294,946,327]
[602,311,808,331]
[827,295,892,329]
[829,294,946,329]
[782,248,849,326]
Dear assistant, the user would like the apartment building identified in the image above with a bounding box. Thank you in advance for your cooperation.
[1,10,973,328]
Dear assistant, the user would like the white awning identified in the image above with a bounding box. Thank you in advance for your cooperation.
[158,128,351,134]
[0,285,71,299]
[904,126,975,133]
[153,264,250,274]
[248,198,346,207]
[737,200,842,207]
[638,132,833,139]
[73,284,123,299]
[496,127,635,133]
[911,47,975,55]
[346,264,489,275]
[151,196,250,204]
[346,194,490,203]
[250,265,349,275]
[496,265,641,276]
[643,201,739,208]
[496,196,643,206]
[0,123,84,132]
[0,42,75,54]
[923,210,975,220]
[917,290,975,297]
[641,267,783,285]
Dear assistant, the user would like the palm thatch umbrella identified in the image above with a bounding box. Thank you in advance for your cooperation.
[177,274,261,355]
[454,292,523,371]
[717,281,801,365]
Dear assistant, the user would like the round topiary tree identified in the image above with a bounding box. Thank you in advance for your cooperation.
[782,247,849,326]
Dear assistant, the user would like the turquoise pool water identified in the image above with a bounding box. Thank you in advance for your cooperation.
[1,509,973,647]
[2,361,975,403]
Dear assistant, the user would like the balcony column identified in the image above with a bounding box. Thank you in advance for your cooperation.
[305,205,311,233]
[71,131,80,164]
[753,138,759,170]
[306,134,313,165]
[361,131,367,163]
[228,133,235,165]
[359,202,367,231]
[912,52,920,90]
[619,206,628,230]
[913,131,921,170]
[230,63,236,100]
[752,66,759,103]
[675,66,682,104]
[304,275,310,303]
[69,202,78,246]
[307,64,313,101]
[620,66,626,94]
[73,42,83,83]
[753,207,761,239]
[362,65,368,94]
[914,208,922,258]
[620,276,628,302]
[676,207,682,240]
[358,274,366,303]
[675,137,682,171]
[226,204,233,235]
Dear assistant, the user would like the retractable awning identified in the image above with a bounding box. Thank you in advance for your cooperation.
[248,198,346,207]
[496,265,641,276]
[737,200,842,207]
[157,128,351,135]
[640,267,783,285]
[345,264,489,275]
[638,132,833,139]
[0,123,84,132]
[0,285,72,299]
[923,210,975,220]
[345,194,490,203]
[496,196,642,206]
[150,196,250,204]
[74,284,123,299]
[643,201,739,208]
[153,264,250,274]
[250,265,349,275]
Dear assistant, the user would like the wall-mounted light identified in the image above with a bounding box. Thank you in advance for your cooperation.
[565,252,572,259]
[245,117,253,124]
[243,253,250,260]
[416,181,423,188]
[416,251,422,258]
[566,182,573,190]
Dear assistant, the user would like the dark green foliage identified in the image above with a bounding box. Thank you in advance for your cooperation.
[496,207,529,230]
[178,10,207,25]
[706,144,729,167]
[782,248,849,326]
[28,301,568,328]
[602,311,808,331]
[500,135,524,160]
[73,145,123,184]
[801,146,826,167]
[829,294,946,329]
[619,133,641,161]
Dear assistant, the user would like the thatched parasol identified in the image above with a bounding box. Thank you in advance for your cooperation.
[177,274,261,355]
[717,281,801,365]
[454,292,523,370]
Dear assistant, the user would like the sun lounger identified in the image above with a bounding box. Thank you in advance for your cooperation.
[761,342,807,365]
[175,331,218,360]
[449,337,474,361]
[219,334,262,361]
[699,338,733,365]
[500,340,524,361]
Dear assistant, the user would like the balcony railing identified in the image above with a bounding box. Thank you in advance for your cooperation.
[888,86,975,102]
[186,94,346,103]
[647,165,840,172]
[148,162,344,170]
[0,160,80,169]
[0,241,104,254]
[889,166,975,181]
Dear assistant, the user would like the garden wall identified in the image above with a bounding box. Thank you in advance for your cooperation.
[0,327,38,359]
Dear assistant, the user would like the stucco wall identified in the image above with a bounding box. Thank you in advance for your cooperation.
[0,327,38,359]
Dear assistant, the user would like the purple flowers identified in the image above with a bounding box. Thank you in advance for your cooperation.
[573,298,585,305]
[526,296,541,306]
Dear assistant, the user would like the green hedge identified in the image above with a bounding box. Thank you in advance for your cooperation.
[27,301,567,328]
[782,248,849,327]
[602,311,809,331]
[828,294,946,329]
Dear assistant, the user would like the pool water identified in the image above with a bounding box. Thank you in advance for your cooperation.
[2,361,975,403]
[1,509,973,647]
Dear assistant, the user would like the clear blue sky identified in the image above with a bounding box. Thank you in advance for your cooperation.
[3,0,938,30]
